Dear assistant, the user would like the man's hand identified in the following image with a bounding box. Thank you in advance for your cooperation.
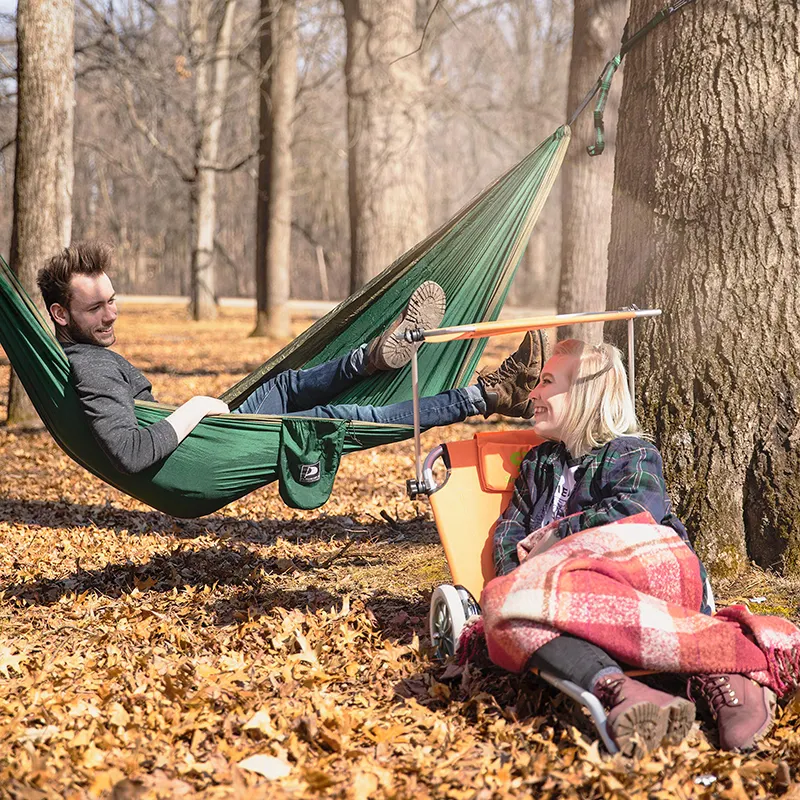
[185,396,230,416]
[166,395,230,444]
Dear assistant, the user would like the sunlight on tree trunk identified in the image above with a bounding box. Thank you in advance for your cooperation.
[343,0,428,292]
[7,0,74,428]
[559,0,627,343]
[607,0,800,577]
[253,0,297,339]
[189,0,238,321]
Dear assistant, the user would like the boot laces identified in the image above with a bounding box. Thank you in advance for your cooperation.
[689,675,738,718]
[593,676,626,711]
[479,354,523,387]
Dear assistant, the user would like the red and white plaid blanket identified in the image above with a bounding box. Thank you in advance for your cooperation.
[473,514,800,696]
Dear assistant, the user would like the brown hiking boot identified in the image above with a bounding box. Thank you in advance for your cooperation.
[477,330,550,418]
[689,674,776,752]
[366,281,446,373]
[594,673,695,758]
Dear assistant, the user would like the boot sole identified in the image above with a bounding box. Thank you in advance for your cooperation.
[612,699,695,758]
[537,329,551,373]
[379,281,446,369]
[664,698,696,745]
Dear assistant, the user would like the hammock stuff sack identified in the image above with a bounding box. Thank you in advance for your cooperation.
[0,127,570,517]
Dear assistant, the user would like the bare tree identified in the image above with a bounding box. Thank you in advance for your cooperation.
[558,0,627,342]
[424,0,571,310]
[80,0,246,319]
[342,0,428,291]
[187,0,238,319]
[7,0,74,428]
[42,0,584,311]
[607,0,800,577]
[0,20,19,258]
[253,0,297,338]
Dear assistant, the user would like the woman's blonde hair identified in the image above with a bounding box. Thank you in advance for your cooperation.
[552,339,641,457]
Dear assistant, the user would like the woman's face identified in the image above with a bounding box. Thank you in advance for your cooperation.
[529,352,577,441]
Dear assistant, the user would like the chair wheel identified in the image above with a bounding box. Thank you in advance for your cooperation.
[429,584,468,660]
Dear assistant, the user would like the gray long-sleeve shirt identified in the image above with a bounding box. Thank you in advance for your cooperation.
[63,342,179,474]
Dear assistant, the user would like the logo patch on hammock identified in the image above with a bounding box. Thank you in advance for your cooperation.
[279,418,345,510]
[299,462,321,484]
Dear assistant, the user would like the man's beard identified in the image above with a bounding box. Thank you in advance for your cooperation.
[64,317,115,347]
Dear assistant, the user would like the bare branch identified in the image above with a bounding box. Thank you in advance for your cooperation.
[295,63,340,98]
[213,235,246,294]
[137,0,184,43]
[198,149,257,173]
[74,136,140,179]
[291,219,322,250]
[0,47,14,72]
[122,79,193,182]
[389,0,446,65]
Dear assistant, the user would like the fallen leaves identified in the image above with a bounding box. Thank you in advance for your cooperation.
[238,754,292,780]
[1,307,800,798]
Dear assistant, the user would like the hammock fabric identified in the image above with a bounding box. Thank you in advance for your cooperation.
[0,127,570,517]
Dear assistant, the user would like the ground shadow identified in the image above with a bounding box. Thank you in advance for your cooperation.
[1,543,320,606]
[0,496,437,546]
[396,655,597,747]
[3,539,438,623]
[141,363,261,377]
[204,581,433,632]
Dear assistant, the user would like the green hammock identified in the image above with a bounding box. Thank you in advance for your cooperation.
[0,126,570,517]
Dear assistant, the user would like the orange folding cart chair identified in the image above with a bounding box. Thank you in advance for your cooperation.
[403,307,679,754]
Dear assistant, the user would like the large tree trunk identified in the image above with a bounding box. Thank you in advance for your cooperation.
[253,0,297,339]
[7,0,74,428]
[189,0,237,321]
[343,0,428,292]
[607,0,800,577]
[559,0,627,342]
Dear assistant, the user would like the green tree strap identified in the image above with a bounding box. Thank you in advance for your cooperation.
[587,56,622,157]
[568,0,698,157]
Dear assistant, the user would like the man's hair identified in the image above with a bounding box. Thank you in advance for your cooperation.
[554,338,642,457]
[37,240,114,313]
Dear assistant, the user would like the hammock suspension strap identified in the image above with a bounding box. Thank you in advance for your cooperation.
[567,0,698,156]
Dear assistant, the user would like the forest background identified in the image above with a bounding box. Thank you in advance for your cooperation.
[3,0,800,581]
[0,0,581,308]
[2,0,800,795]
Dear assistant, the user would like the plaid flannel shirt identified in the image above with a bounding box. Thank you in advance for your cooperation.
[492,436,712,613]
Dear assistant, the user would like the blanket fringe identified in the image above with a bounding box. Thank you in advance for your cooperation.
[456,615,487,666]
[766,646,800,696]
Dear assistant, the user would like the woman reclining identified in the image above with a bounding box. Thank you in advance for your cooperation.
[474,338,800,756]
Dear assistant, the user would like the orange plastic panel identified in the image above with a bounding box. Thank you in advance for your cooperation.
[429,430,543,600]
[476,430,543,492]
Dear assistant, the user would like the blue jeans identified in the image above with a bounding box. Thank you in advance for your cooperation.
[234,344,486,429]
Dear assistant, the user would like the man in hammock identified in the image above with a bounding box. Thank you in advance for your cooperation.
[37,241,546,475]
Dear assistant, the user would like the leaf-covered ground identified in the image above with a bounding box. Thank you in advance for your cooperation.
[1,305,800,799]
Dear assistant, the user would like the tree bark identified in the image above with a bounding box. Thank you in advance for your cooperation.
[343,0,428,292]
[188,0,237,321]
[559,0,627,342]
[253,0,297,338]
[607,0,800,577]
[7,0,74,428]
